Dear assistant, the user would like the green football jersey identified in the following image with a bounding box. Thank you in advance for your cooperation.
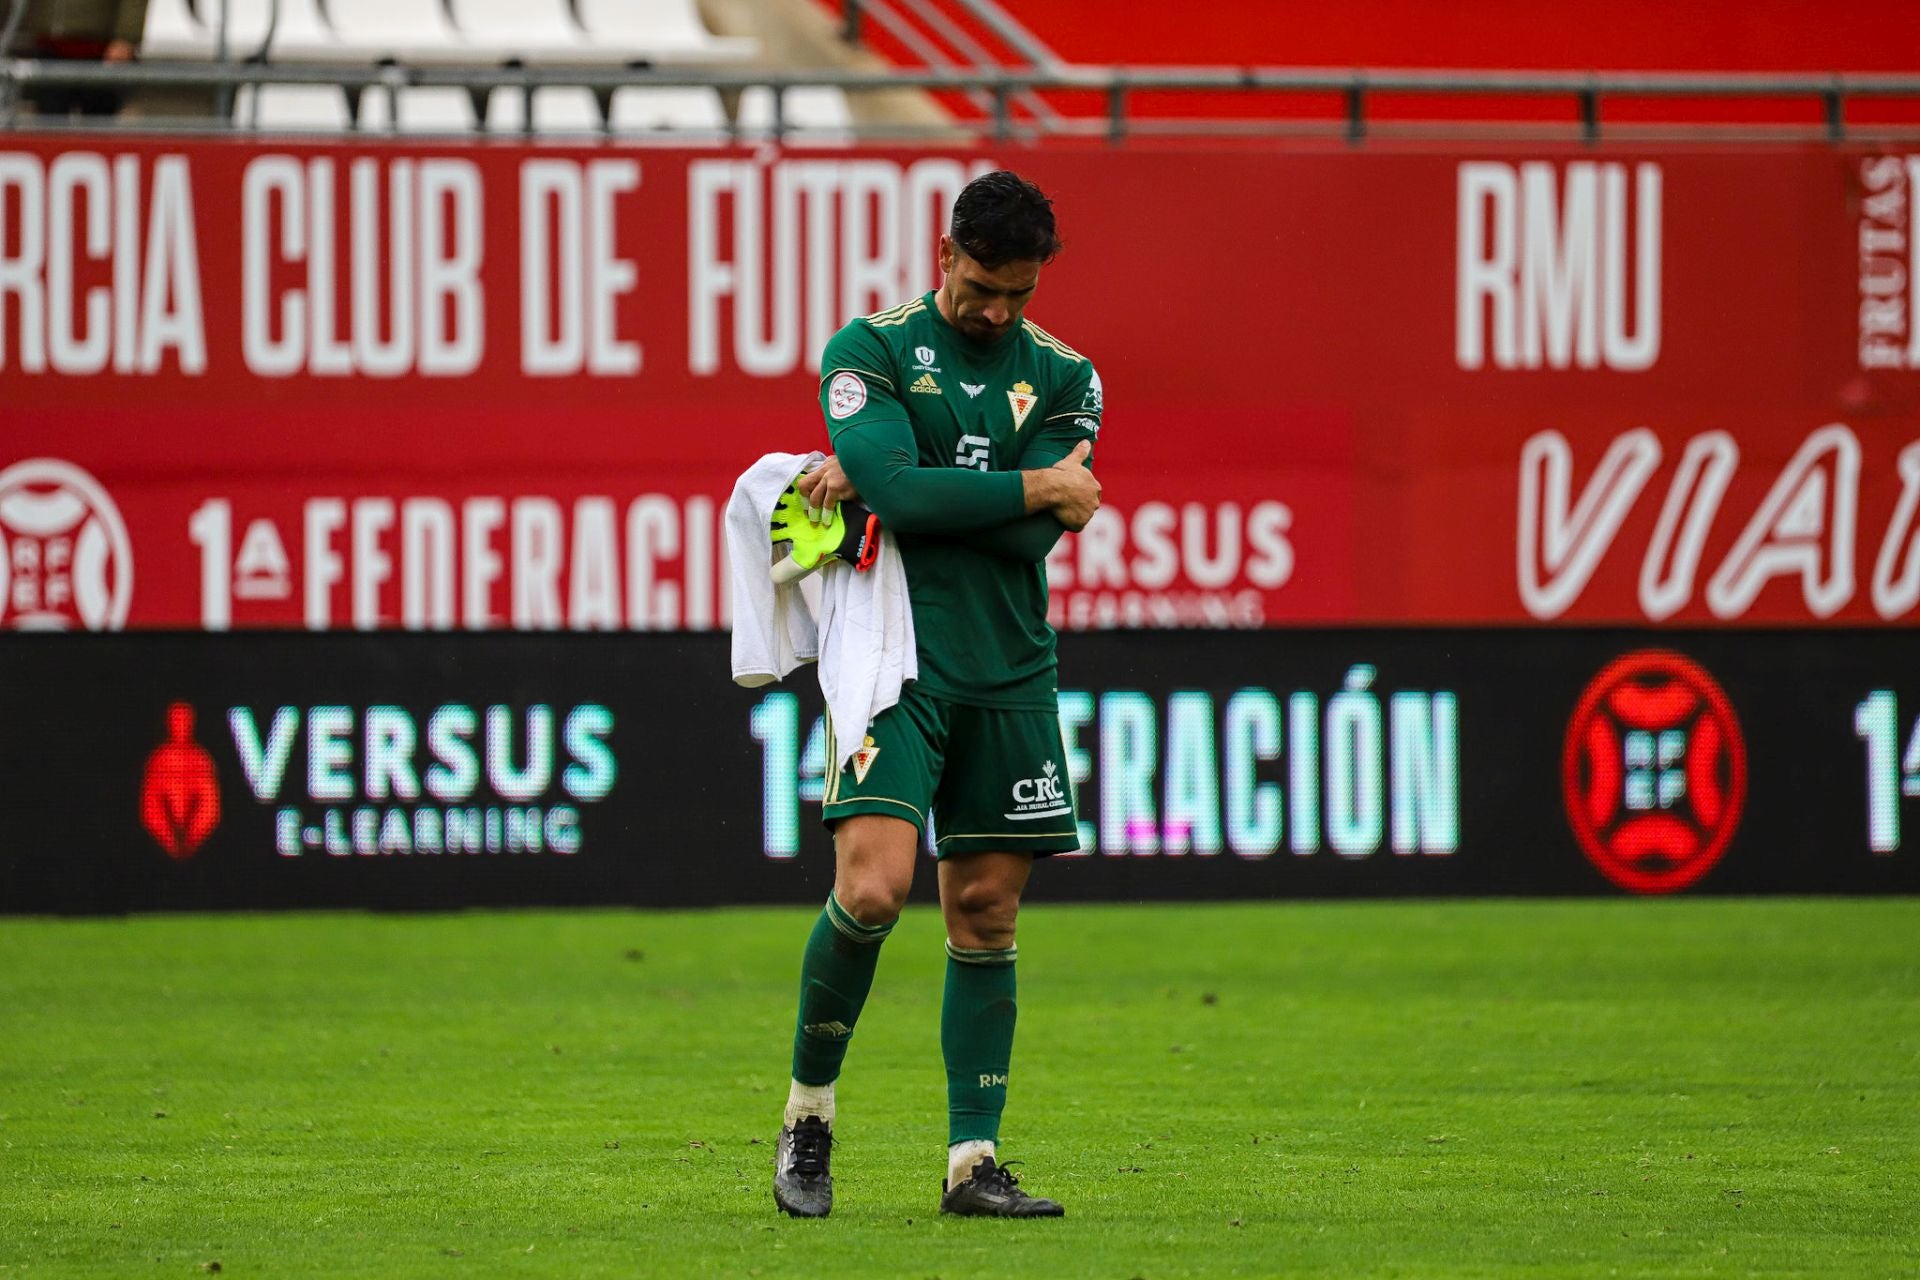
[818,291,1103,709]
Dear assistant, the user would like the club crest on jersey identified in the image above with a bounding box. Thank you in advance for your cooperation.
[1008,381,1037,431]
[851,738,881,784]
[827,372,867,419]
[910,372,942,395]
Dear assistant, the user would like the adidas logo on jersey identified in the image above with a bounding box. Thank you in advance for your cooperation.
[961,382,985,398]
[910,372,942,395]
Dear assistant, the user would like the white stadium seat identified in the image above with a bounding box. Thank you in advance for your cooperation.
[324,0,470,63]
[575,0,757,63]
[448,0,594,62]
[609,85,728,134]
[147,0,756,67]
[356,84,393,129]
[532,86,603,130]
[140,0,214,59]
[486,85,602,132]
[739,85,853,142]
[217,0,344,60]
[394,85,477,131]
[358,84,480,131]
[149,0,761,134]
[233,82,352,130]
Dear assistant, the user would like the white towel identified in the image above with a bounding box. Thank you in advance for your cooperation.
[726,452,917,775]
[728,451,825,686]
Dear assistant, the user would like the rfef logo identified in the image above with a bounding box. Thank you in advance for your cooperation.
[141,702,220,858]
[1562,650,1746,893]
[0,458,133,630]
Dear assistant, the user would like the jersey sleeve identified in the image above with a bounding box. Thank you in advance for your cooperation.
[1025,361,1103,466]
[1044,360,1105,450]
[819,323,908,443]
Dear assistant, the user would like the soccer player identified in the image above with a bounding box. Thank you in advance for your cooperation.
[771,170,1103,1219]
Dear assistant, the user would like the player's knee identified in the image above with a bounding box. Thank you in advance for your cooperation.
[946,882,1019,949]
[835,874,908,926]
[831,818,916,924]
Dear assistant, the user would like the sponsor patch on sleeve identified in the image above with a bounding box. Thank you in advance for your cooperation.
[827,371,868,420]
[1081,367,1104,414]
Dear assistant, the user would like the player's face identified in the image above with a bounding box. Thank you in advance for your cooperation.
[938,237,1041,342]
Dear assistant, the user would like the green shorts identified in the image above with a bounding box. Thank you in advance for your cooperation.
[822,685,1083,857]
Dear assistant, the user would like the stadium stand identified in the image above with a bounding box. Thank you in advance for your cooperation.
[4,0,1918,138]
[141,0,754,66]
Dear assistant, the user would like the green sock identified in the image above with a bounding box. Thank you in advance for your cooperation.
[942,940,1018,1145]
[790,893,894,1087]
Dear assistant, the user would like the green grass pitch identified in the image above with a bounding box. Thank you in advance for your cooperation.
[1,899,1915,1278]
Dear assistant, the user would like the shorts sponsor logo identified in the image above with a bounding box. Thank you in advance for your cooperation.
[827,371,868,419]
[1006,760,1070,821]
[1562,650,1746,894]
[141,702,221,859]
[0,457,133,631]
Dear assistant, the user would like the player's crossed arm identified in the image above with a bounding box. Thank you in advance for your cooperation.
[802,420,1099,536]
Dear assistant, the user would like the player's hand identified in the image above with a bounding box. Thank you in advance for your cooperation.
[795,455,859,523]
[1048,440,1101,531]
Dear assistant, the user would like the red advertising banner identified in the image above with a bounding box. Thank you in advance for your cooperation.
[1,137,1916,629]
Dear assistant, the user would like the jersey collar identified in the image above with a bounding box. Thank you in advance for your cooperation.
[925,290,1019,360]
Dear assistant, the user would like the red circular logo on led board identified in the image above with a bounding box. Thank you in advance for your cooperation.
[1562,650,1746,894]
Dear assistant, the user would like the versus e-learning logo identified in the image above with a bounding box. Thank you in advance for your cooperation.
[143,701,617,859]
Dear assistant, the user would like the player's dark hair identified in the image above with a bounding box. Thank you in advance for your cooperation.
[949,170,1062,268]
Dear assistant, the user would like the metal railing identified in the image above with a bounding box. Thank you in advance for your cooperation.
[843,0,1059,71]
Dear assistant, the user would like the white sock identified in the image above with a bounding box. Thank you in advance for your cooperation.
[947,1139,995,1188]
[784,1079,835,1128]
